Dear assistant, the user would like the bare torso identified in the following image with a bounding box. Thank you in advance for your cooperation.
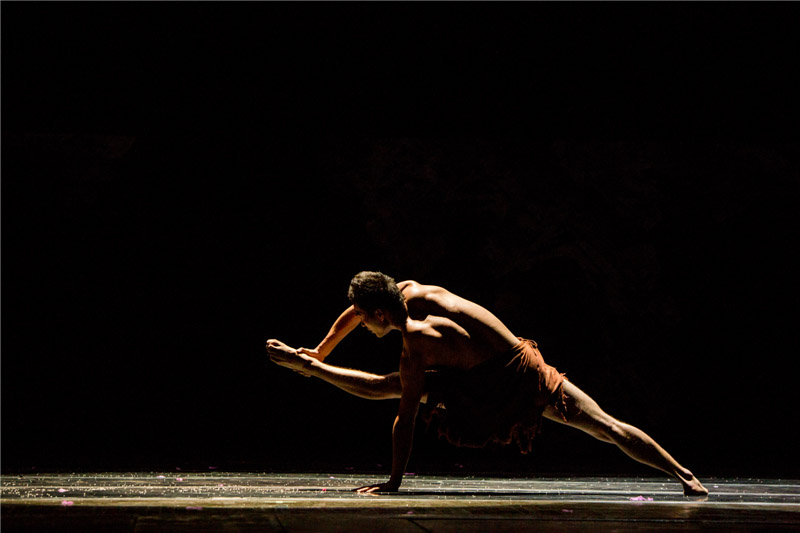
[397,280,520,370]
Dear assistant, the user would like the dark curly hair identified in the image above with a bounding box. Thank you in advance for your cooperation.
[347,271,408,320]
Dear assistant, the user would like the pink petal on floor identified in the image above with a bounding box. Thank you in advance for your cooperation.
[57,489,68,493]
[561,509,574,513]
[185,506,203,511]
[61,500,74,507]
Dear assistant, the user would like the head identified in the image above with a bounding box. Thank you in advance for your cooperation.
[348,271,408,337]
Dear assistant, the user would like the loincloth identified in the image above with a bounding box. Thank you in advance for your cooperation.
[422,338,568,454]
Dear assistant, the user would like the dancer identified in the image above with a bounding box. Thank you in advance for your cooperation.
[267,271,708,496]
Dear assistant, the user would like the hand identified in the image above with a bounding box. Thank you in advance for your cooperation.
[266,339,313,377]
[354,480,400,494]
[297,347,326,361]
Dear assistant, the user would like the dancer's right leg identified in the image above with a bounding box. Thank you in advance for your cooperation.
[543,380,708,496]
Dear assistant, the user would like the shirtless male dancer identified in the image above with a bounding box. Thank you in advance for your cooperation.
[267,271,708,496]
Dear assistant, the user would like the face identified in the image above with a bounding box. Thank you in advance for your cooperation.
[353,304,389,338]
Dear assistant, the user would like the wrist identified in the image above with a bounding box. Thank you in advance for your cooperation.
[305,357,322,376]
[316,345,331,359]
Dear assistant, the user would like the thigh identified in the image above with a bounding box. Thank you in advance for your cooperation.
[543,380,615,442]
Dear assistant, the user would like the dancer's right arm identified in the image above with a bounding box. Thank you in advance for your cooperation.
[297,306,360,361]
[267,339,401,399]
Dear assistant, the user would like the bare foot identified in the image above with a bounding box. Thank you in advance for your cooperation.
[678,471,709,497]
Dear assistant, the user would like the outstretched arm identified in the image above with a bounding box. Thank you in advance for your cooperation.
[297,306,360,361]
[299,281,415,361]
[267,339,403,400]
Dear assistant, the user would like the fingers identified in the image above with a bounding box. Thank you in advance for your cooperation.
[266,339,296,356]
[354,482,398,494]
[266,339,291,350]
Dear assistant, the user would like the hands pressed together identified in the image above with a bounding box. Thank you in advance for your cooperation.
[265,339,316,377]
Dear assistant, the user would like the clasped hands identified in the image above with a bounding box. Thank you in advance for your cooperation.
[265,339,318,377]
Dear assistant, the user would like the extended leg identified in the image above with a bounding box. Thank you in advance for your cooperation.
[268,338,405,400]
[543,380,708,496]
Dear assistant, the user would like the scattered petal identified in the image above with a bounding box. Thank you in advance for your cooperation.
[629,496,654,501]
[61,500,74,507]
[185,506,203,511]
[561,509,574,513]
[157,476,166,479]
[176,478,184,482]
[57,488,68,493]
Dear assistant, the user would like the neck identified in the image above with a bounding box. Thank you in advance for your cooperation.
[386,314,410,334]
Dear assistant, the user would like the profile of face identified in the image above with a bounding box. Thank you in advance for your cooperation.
[353,304,391,338]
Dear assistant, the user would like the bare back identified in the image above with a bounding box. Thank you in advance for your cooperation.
[398,281,519,370]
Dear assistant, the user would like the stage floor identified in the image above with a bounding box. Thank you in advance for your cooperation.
[2,473,799,531]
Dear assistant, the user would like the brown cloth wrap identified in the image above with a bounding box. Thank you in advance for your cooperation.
[422,338,568,454]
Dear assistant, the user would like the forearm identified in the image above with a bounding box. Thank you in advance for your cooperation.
[314,306,360,360]
[307,359,400,400]
[389,415,415,486]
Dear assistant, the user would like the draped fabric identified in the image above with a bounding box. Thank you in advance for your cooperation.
[423,338,568,454]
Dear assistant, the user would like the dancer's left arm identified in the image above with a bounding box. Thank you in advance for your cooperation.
[355,349,424,493]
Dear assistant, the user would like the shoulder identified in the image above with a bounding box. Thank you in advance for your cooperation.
[402,319,446,359]
[405,317,445,340]
[399,280,448,300]
[398,280,420,294]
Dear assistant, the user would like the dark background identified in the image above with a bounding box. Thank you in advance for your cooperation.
[2,3,799,480]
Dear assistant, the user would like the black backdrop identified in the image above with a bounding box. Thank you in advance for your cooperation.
[2,3,799,480]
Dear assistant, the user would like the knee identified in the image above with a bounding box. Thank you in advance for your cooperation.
[606,419,643,445]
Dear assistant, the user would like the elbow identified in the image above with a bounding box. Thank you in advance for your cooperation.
[380,373,403,400]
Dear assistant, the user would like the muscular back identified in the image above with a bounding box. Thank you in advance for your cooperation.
[398,281,520,370]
